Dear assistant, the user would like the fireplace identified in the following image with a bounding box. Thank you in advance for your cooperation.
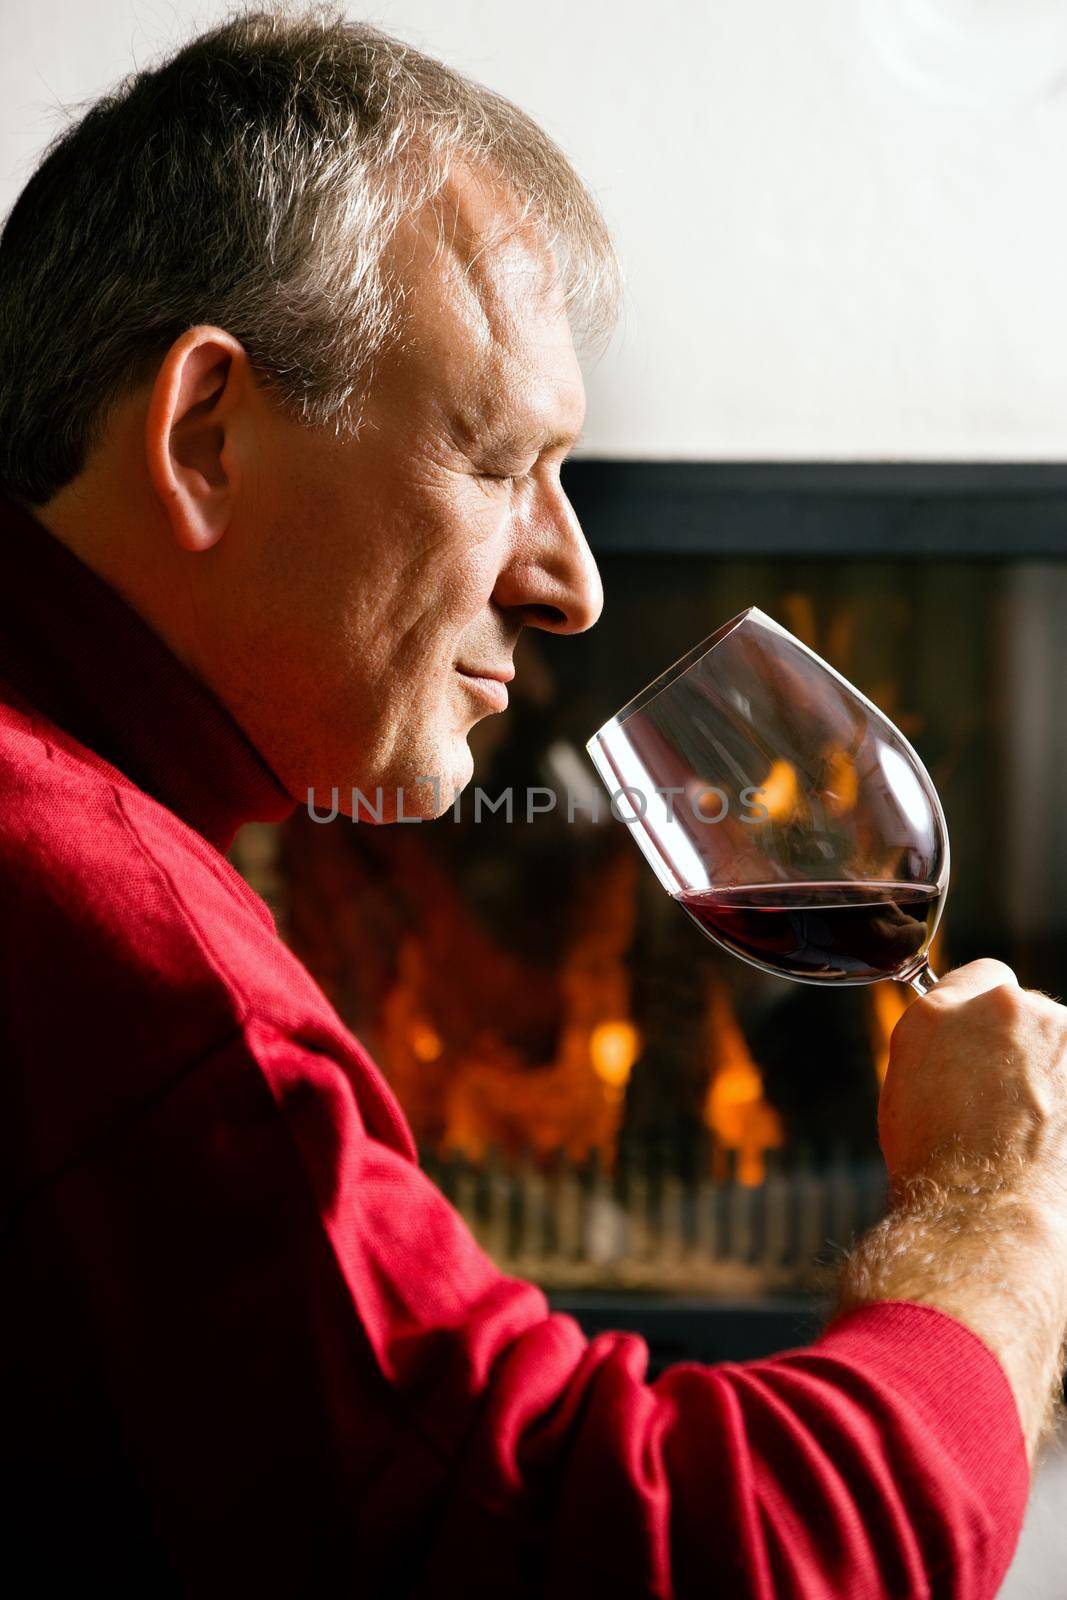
[233,464,1067,1328]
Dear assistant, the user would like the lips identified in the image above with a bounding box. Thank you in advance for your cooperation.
[457,662,515,684]
[456,664,512,711]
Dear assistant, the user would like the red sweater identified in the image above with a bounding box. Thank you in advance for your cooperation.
[0,493,1028,1597]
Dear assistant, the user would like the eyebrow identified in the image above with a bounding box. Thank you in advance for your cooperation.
[501,425,585,457]
[449,403,585,460]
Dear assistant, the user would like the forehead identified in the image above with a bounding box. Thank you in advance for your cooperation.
[379,165,586,449]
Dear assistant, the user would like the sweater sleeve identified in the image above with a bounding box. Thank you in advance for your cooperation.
[39,1018,1029,1597]
[258,1023,1029,1600]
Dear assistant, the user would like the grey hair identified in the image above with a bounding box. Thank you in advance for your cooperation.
[0,4,622,506]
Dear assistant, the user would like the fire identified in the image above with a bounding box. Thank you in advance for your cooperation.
[380,842,788,1183]
[870,981,909,1086]
[758,746,859,829]
[410,1021,444,1062]
[781,592,817,648]
[703,979,784,1186]
[822,746,859,816]
[380,847,641,1166]
[590,1019,641,1101]
[761,758,800,822]
[870,921,947,1085]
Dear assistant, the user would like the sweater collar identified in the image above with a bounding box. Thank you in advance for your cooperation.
[0,493,295,853]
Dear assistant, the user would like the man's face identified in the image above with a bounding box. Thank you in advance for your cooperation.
[229,173,602,819]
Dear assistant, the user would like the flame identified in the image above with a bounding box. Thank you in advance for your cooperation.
[826,608,856,669]
[823,746,859,816]
[781,593,817,648]
[761,758,800,822]
[410,1021,444,1062]
[381,848,640,1166]
[870,920,948,1085]
[703,980,784,1186]
[590,1020,641,1100]
[870,981,909,1086]
[763,746,858,826]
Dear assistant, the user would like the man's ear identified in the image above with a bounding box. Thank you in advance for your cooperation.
[145,326,248,553]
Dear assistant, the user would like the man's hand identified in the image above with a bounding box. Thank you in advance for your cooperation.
[880,959,1067,1215]
[835,960,1067,1465]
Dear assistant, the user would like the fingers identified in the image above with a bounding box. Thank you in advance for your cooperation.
[891,958,1020,1047]
[926,958,1019,1002]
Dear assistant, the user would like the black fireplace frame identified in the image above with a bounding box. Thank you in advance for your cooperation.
[563,461,1067,557]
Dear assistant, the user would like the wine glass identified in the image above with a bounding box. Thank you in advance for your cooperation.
[586,607,948,996]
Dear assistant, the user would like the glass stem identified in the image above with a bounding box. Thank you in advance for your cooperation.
[905,961,939,997]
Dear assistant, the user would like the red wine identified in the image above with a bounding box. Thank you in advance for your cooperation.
[676,881,941,982]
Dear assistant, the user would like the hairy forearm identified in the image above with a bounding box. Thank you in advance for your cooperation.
[834,1169,1067,1466]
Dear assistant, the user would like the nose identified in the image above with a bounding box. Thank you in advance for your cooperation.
[492,478,603,636]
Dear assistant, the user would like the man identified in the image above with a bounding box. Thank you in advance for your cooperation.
[1,9,1064,1596]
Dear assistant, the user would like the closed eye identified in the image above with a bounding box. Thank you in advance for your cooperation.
[478,443,579,489]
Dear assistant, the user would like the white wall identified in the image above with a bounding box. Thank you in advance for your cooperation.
[4,0,1067,460]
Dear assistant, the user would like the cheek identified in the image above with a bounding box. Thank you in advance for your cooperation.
[420,497,509,640]
[448,490,511,610]
[332,474,508,691]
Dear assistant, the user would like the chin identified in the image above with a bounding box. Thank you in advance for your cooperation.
[310,722,477,825]
[379,738,474,822]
